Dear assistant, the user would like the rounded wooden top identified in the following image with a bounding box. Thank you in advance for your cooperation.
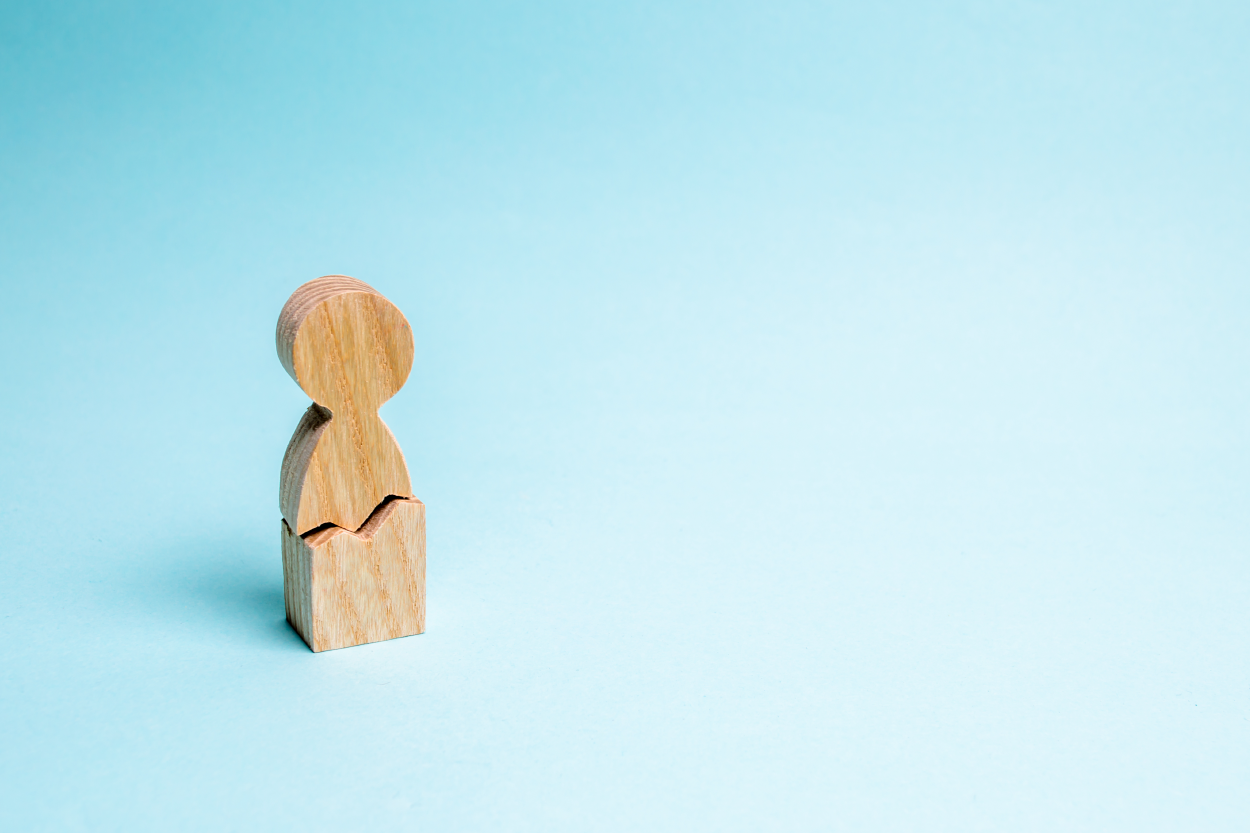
[276,275,414,411]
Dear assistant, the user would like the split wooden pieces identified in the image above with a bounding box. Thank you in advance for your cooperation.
[277,275,425,652]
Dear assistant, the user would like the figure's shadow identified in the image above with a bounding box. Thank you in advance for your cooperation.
[131,536,309,652]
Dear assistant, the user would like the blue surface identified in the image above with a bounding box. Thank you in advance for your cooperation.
[2,2,1248,830]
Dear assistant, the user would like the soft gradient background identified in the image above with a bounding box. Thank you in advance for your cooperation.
[2,2,1248,830]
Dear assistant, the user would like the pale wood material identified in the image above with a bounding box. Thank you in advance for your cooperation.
[277,275,416,536]
[282,498,426,652]
[277,275,425,652]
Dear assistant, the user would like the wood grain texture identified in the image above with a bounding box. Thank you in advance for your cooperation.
[277,274,426,652]
[282,498,426,652]
[277,275,416,535]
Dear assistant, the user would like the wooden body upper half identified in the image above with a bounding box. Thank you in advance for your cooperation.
[277,276,415,535]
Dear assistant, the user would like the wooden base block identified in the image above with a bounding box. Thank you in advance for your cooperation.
[281,497,426,652]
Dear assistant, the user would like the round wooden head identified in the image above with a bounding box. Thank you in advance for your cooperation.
[276,275,414,412]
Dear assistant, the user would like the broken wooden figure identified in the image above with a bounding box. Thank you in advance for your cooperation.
[276,275,426,652]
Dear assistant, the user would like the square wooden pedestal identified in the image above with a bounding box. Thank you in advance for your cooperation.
[281,497,426,652]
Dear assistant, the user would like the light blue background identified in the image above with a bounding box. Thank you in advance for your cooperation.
[2,2,1248,830]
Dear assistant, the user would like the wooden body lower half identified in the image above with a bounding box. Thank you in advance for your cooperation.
[281,498,426,652]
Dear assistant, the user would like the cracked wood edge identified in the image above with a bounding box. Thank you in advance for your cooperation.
[282,498,426,652]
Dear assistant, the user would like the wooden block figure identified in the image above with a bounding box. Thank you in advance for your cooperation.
[276,275,425,652]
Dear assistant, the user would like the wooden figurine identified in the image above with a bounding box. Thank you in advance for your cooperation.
[276,275,426,652]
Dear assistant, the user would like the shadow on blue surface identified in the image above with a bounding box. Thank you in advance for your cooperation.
[127,538,306,652]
